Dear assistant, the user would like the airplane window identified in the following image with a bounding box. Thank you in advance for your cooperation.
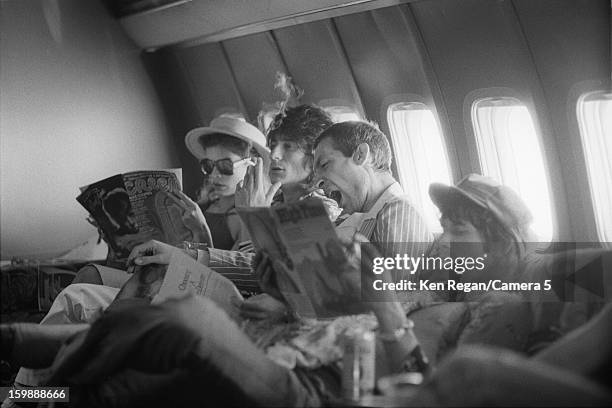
[387,102,452,233]
[577,90,612,243]
[471,97,553,241]
[323,106,362,123]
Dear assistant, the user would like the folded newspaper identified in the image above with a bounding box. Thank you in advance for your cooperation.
[152,251,243,321]
[76,170,195,267]
[237,198,356,319]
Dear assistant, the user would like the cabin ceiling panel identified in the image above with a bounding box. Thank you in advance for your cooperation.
[272,20,363,110]
[118,0,411,49]
[222,33,290,121]
[177,43,244,122]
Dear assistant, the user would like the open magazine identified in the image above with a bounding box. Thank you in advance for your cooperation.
[76,170,194,267]
[237,199,356,319]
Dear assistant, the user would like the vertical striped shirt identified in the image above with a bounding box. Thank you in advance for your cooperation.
[339,182,433,259]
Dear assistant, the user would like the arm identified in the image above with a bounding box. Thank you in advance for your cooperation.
[200,247,260,294]
[225,209,252,251]
[1,323,89,369]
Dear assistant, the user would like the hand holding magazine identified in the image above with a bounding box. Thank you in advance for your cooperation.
[238,199,366,319]
[112,250,243,322]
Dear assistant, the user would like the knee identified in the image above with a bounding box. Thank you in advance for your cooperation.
[72,265,103,285]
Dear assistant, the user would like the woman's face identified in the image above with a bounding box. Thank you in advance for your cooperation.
[268,137,312,185]
[434,216,486,259]
[201,145,249,196]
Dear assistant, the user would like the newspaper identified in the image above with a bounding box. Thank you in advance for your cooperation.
[152,251,243,321]
[76,170,194,267]
[237,198,353,319]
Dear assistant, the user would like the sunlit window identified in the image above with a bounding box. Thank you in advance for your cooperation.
[577,90,612,243]
[387,102,452,233]
[471,97,553,241]
[324,106,362,123]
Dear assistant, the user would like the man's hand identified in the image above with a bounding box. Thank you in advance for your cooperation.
[240,293,288,321]
[254,251,301,301]
[235,157,281,207]
[305,188,343,221]
[127,240,181,269]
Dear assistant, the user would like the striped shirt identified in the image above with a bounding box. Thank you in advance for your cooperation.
[338,182,433,259]
[201,182,433,292]
[202,241,260,294]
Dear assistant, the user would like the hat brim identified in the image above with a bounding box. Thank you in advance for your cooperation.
[428,182,488,213]
[185,127,270,164]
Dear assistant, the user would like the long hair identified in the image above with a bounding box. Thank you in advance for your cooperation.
[439,198,525,283]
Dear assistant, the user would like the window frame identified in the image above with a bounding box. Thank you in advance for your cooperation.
[572,82,612,245]
[381,94,454,233]
[465,88,556,242]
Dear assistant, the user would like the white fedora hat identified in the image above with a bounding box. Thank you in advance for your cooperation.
[185,117,270,162]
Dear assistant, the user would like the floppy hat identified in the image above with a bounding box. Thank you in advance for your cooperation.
[429,173,533,233]
[185,117,270,163]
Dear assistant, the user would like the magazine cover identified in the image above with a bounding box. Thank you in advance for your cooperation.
[238,199,356,319]
[76,170,192,265]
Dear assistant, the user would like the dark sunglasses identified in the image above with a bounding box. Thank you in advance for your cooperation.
[199,157,253,175]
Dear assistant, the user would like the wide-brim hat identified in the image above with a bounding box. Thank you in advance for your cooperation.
[185,117,270,164]
[429,173,533,239]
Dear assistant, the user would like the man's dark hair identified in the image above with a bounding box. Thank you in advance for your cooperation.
[315,121,392,172]
[438,197,524,284]
[199,132,251,157]
[267,105,333,156]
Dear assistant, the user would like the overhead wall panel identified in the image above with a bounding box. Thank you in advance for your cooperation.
[178,43,243,122]
[223,33,289,121]
[272,20,363,112]
[335,7,431,114]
